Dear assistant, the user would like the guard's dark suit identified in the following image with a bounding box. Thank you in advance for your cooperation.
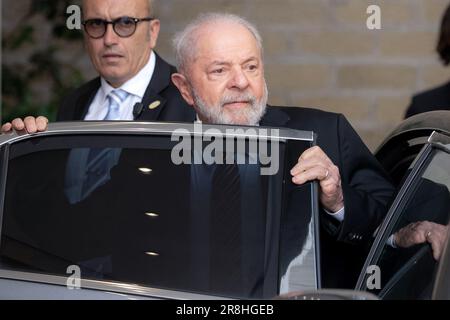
[405,81,450,118]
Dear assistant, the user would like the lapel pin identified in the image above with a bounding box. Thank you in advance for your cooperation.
[149,101,161,110]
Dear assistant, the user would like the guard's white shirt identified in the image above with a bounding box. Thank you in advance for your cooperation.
[84,51,156,121]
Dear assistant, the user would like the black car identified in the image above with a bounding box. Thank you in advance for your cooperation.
[0,112,449,300]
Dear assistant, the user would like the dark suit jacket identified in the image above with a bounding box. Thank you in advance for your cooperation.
[260,106,396,288]
[405,81,450,118]
[57,53,196,123]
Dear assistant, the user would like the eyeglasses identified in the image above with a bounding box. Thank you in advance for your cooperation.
[82,16,154,39]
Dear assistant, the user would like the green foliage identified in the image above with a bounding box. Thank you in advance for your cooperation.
[2,0,86,122]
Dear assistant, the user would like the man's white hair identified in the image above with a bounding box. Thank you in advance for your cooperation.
[173,13,263,73]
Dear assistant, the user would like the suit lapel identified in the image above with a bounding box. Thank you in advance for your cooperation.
[259,106,290,128]
[136,54,171,121]
[74,78,101,120]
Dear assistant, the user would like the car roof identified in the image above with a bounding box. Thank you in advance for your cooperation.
[377,111,450,154]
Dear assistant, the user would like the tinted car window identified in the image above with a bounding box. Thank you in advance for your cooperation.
[0,130,318,298]
[367,148,450,300]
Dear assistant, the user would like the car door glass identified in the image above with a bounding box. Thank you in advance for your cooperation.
[369,149,450,300]
[0,131,318,299]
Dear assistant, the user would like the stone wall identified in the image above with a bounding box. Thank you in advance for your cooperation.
[2,0,449,150]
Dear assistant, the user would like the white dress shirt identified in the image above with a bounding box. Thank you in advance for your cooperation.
[84,51,156,121]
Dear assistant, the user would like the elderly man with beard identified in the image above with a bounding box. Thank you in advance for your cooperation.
[171,13,395,289]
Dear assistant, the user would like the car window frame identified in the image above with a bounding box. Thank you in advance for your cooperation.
[356,131,450,297]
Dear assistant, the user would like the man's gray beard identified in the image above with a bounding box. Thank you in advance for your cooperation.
[192,82,268,126]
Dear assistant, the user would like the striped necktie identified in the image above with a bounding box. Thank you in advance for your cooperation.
[209,164,243,296]
[105,89,129,120]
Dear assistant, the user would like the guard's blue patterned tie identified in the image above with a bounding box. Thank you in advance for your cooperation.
[105,89,129,120]
[79,89,129,199]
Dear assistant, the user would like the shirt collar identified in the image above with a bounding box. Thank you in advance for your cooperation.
[99,51,156,104]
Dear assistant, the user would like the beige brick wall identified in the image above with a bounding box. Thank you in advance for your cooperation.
[3,0,450,150]
[152,0,450,150]
[152,0,450,151]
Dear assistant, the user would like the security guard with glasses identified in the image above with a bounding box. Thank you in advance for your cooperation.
[2,0,194,132]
